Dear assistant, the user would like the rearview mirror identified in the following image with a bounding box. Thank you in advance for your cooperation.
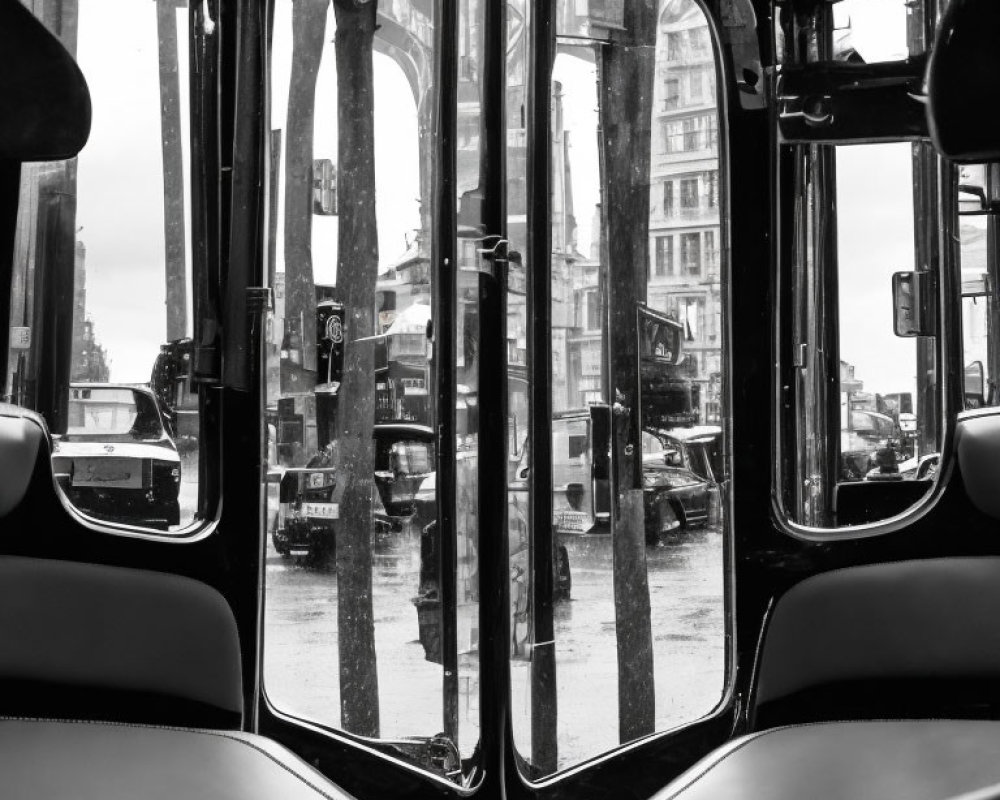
[589,404,612,520]
[959,184,988,215]
[965,361,986,409]
[892,271,936,338]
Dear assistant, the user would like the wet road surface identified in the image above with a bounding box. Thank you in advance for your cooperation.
[263,515,725,774]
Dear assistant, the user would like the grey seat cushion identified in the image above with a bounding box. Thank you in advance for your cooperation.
[753,557,1000,727]
[0,718,357,800]
[0,557,243,728]
[652,720,1000,800]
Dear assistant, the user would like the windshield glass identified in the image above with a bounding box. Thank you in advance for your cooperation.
[66,387,162,439]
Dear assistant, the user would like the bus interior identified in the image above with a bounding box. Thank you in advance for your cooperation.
[2,0,1000,798]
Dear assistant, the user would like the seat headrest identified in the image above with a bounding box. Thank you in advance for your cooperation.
[0,1,91,161]
[0,405,48,517]
[956,409,1000,521]
[926,0,1000,163]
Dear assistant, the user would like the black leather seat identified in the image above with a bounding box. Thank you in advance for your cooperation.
[0,405,357,798]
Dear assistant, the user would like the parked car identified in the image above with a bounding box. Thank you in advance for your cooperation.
[51,384,181,529]
[641,428,715,540]
[641,461,710,537]
[271,423,431,559]
[271,466,339,559]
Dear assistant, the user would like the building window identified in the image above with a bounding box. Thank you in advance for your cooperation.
[663,120,677,153]
[705,115,718,149]
[663,180,674,217]
[663,77,680,111]
[665,30,683,61]
[585,289,601,331]
[682,117,699,151]
[706,170,718,208]
[689,27,710,58]
[580,343,602,377]
[681,232,701,276]
[704,230,716,271]
[654,236,673,277]
[678,296,706,341]
[680,178,699,209]
[688,69,705,104]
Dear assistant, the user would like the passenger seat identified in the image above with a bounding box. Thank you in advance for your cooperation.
[652,410,1000,800]
[0,410,356,798]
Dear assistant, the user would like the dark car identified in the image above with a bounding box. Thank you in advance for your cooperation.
[51,384,181,529]
[640,427,716,541]
[271,423,433,560]
[271,466,338,559]
[641,461,710,538]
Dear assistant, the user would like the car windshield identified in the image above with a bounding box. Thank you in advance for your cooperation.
[66,387,163,440]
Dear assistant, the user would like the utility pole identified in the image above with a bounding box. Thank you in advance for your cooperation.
[155,0,189,342]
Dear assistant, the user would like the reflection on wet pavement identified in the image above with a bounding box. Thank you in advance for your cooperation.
[264,514,724,774]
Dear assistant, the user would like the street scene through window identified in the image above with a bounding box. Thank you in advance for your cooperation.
[5,0,200,533]
[260,0,727,782]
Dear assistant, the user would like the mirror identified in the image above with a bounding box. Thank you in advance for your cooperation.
[638,303,684,366]
[589,403,612,521]
[959,184,988,215]
[892,271,936,337]
[965,361,986,409]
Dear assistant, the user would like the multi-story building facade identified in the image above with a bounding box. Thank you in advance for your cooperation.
[647,0,722,424]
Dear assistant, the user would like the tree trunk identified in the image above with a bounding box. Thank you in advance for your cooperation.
[284,0,328,377]
[332,0,380,739]
[599,0,657,743]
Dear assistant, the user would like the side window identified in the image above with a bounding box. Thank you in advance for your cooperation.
[958,164,998,413]
[778,142,943,529]
[6,1,200,533]
[774,1,953,529]
[262,0,481,782]
[509,0,728,777]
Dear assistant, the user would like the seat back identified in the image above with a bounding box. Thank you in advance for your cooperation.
[0,407,243,729]
[753,411,1000,729]
[752,557,1000,729]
